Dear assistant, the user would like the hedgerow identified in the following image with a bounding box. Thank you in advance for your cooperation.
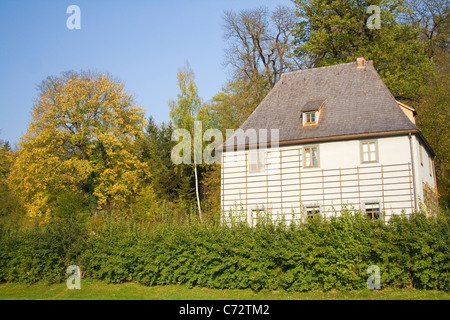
[0,209,449,291]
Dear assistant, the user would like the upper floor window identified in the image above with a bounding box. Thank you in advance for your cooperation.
[428,157,433,177]
[301,99,325,126]
[304,146,319,167]
[248,150,265,173]
[361,140,378,163]
[419,143,423,166]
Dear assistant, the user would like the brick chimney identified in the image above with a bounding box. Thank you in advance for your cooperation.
[356,57,365,68]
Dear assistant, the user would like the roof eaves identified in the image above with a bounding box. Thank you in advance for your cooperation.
[219,129,420,152]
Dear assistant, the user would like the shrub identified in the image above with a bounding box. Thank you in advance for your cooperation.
[1,208,449,291]
[0,216,88,284]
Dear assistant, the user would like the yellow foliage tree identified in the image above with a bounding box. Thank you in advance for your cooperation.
[8,71,149,218]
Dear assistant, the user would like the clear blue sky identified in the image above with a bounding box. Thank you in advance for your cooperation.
[0,0,294,147]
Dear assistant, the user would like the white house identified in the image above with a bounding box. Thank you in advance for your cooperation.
[220,58,437,225]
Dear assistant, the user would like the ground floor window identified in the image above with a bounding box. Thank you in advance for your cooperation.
[306,205,321,220]
[364,202,380,219]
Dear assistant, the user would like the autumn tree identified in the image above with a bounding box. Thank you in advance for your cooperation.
[8,71,148,219]
[0,139,22,221]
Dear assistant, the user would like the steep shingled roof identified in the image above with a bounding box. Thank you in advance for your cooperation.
[223,59,420,150]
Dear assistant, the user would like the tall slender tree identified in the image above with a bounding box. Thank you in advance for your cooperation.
[169,63,203,221]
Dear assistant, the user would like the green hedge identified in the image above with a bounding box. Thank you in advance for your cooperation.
[1,210,449,291]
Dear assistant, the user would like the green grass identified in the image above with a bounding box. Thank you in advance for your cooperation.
[0,279,449,300]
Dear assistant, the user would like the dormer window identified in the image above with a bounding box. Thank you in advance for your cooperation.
[301,99,325,126]
[304,111,316,125]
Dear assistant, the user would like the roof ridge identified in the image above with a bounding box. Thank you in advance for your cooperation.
[281,61,366,78]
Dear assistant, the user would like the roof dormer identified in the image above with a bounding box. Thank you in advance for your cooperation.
[301,99,326,126]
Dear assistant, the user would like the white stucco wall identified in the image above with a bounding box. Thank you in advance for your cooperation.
[221,134,429,225]
[410,135,436,206]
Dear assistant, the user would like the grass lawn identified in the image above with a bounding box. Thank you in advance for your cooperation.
[0,279,449,300]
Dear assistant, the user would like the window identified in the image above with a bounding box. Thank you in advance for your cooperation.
[306,206,321,220]
[304,111,316,125]
[428,157,432,177]
[248,150,265,173]
[251,208,267,226]
[419,143,423,166]
[365,202,380,219]
[361,141,378,163]
[304,146,319,167]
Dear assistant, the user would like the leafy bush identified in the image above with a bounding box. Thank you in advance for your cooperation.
[1,209,449,291]
[0,216,88,284]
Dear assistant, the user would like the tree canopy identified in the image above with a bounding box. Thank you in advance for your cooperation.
[8,71,148,218]
[291,0,435,101]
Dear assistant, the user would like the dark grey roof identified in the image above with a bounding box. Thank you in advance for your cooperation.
[223,60,419,149]
[301,99,326,112]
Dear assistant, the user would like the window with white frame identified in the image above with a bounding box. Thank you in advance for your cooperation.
[361,141,378,163]
[303,111,317,125]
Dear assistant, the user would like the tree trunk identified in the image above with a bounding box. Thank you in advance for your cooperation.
[194,164,202,222]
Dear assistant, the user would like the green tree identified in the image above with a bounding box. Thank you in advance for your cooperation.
[401,1,450,204]
[291,0,434,101]
[202,78,269,132]
[169,64,203,221]
[8,71,148,219]
[139,116,181,202]
[413,60,450,205]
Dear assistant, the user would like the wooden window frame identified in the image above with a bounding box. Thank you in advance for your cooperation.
[364,202,381,220]
[248,150,265,173]
[361,140,378,163]
[303,111,317,126]
[306,205,321,220]
[303,146,319,168]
